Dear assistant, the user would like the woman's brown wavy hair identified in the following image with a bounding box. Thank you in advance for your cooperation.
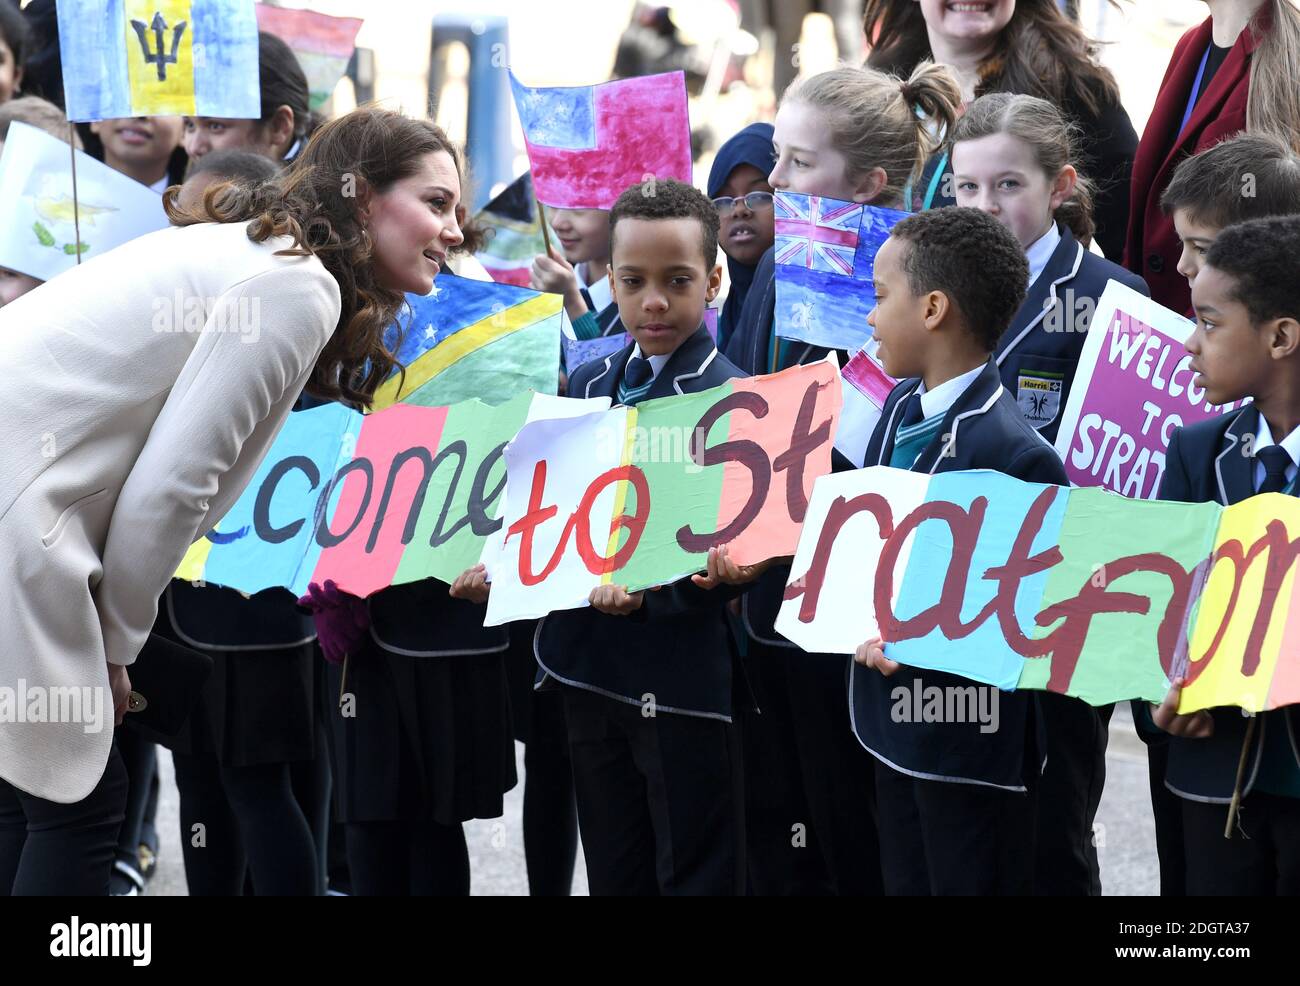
[164,106,467,409]
[863,0,1122,116]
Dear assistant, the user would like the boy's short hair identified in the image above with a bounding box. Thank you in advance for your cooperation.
[888,207,1028,351]
[0,95,79,146]
[1160,133,1300,227]
[1204,215,1300,326]
[187,148,282,185]
[608,177,719,269]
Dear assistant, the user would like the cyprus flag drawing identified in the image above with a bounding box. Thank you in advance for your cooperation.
[0,122,169,282]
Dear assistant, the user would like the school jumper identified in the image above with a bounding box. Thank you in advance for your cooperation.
[855,358,1068,895]
[997,222,1149,894]
[536,325,747,895]
[1156,406,1300,895]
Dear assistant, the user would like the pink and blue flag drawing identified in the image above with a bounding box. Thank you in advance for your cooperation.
[509,70,692,210]
[773,191,908,352]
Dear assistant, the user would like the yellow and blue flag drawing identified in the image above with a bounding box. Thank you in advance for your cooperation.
[57,0,260,122]
[370,278,565,413]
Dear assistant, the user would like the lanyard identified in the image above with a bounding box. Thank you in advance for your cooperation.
[922,150,949,212]
[1177,44,1213,140]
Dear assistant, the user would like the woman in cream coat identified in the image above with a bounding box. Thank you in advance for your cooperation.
[0,106,467,894]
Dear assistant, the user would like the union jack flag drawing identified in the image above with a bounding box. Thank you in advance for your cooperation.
[774,194,863,274]
[772,191,908,352]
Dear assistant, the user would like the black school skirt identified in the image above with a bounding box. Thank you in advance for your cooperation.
[322,634,517,827]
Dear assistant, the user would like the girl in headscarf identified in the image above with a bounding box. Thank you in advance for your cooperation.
[706,122,775,352]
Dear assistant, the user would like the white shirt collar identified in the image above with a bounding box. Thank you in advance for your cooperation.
[149,174,171,194]
[1025,223,1062,289]
[915,363,986,421]
[1251,414,1300,485]
[583,265,612,311]
[630,343,670,380]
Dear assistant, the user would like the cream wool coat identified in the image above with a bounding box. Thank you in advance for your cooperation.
[0,220,340,803]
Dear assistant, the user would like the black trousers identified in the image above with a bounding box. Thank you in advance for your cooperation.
[1182,792,1300,895]
[0,745,128,895]
[785,649,882,894]
[562,685,743,895]
[1146,740,1188,896]
[875,760,1037,896]
[1033,694,1111,895]
[736,643,832,894]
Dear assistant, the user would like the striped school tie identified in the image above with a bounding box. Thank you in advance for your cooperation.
[617,355,654,406]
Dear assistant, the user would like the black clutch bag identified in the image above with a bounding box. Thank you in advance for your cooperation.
[123,633,213,737]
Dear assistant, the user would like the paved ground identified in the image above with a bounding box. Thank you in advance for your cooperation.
[146,704,1156,896]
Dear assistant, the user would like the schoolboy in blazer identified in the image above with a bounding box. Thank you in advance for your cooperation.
[525,180,748,895]
[1153,216,1300,895]
[853,208,1068,895]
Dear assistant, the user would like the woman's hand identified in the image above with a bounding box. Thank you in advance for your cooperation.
[853,637,899,677]
[691,544,778,590]
[298,579,370,664]
[449,563,490,604]
[589,584,644,616]
[107,661,131,726]
[1151,677,1214,738]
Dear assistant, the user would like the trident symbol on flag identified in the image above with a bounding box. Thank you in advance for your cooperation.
[130,12,188,82]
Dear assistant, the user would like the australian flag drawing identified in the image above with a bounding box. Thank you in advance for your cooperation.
[773,191,908,352]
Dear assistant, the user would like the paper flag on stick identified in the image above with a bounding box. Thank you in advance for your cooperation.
[370,277,565,412]
[0,122,168,282]
[473,172,553,288]
[509,70,692,209]
[57,0,261,122]
[773,191,907,352]
[254,4,363,111]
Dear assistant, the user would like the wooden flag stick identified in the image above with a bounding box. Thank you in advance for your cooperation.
[68,121,83,265]
[533,188,554,256]
[337,652,350,711]
[1224,714,1258,838]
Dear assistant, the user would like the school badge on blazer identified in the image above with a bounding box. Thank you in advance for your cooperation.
[1017,370,1063,428]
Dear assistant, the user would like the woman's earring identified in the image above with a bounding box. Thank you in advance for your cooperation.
[361,227,373,253]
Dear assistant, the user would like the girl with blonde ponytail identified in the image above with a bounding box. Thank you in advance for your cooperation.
[718,60,960,898]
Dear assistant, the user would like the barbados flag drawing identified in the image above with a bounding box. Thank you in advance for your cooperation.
[370,278,565,413]
[773,191,908,352]
[509,70,692,210]
[57,0,261,122]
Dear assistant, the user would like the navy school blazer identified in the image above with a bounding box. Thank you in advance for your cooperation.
[997,225,1150,446]
[1157,405,1300,802]
[851,358,1068,789]
[535,325,747,720]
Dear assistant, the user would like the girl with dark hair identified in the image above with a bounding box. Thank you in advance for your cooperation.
[0,0,29,104]
[182,31,318,167]
[0,106,467,895]
[864,0,1138,261]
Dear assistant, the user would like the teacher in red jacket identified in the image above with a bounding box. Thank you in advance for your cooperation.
[1125,0,1300,315]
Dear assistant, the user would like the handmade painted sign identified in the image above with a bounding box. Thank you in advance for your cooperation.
[773,191,907,351]
[0,122,168,282]
[176,392,610,597]
[509,70,692,209]
[371,277,565,413]
[776,466,1300,714]
[1054,281,1248,499]
[254,4,363,111]
[57,0,261,121]
[485,358,843,624]
[474,172,553,288]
